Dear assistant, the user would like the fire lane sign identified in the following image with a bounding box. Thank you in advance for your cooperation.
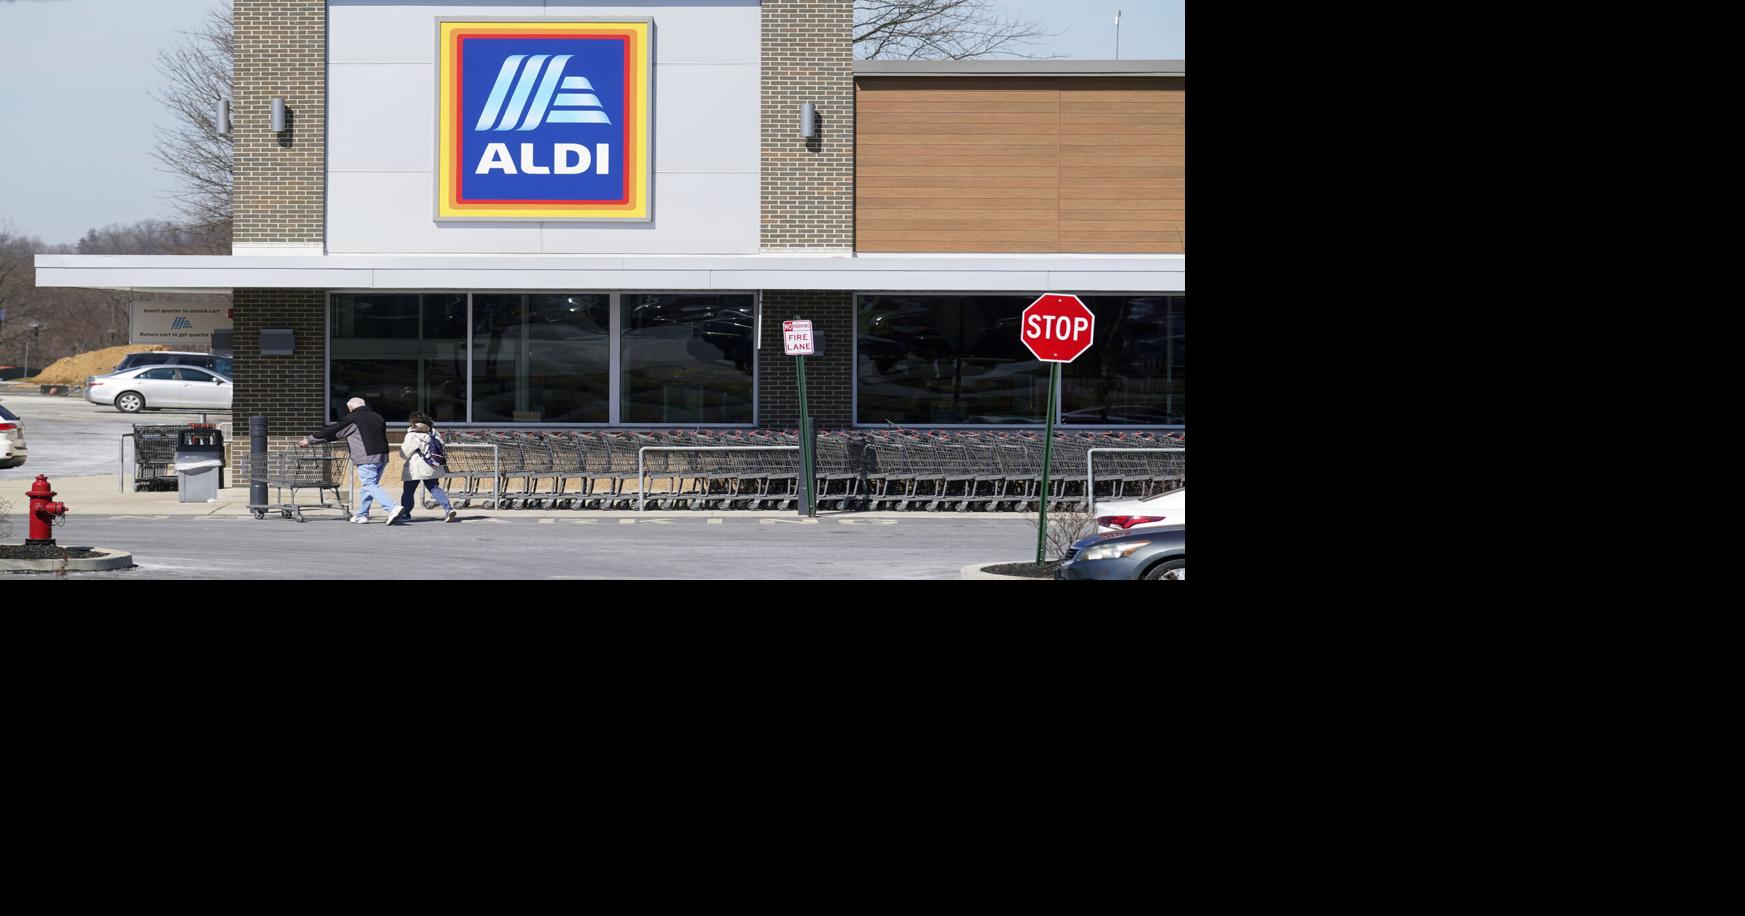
[1020,294,1096,363]
[783,319,815,356]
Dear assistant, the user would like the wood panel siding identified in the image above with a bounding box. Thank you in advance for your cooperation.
[854,76,1184,254]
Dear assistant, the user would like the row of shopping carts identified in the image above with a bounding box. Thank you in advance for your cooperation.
[420,429,1184,512]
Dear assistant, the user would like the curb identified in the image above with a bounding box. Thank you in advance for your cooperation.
[960,562,1051,580]
[1,547,136,574]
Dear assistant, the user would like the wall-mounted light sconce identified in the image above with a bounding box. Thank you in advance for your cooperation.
[216,97,231,137]
[800,102,817,139]
[270,97,286,133]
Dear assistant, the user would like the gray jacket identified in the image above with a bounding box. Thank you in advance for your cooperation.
[310,406,390,465]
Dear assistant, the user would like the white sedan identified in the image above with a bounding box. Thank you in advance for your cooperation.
[1093,487,1186,535]
[86,365,233,413]
[0,399,25,468]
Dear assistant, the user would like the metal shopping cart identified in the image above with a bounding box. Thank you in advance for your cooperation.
[249,443,353,522]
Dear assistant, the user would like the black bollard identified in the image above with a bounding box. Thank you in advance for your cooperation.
[249,415,268,510]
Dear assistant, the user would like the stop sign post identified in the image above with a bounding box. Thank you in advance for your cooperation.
[1020,294,1095,564]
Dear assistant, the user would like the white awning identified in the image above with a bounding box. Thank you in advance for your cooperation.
[34,252,1184,293]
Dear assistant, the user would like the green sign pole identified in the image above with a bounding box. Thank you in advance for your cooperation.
[1036,361,1059,564]
[794,318,816,517]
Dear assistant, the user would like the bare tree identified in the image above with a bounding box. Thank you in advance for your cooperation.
[854,0,1055,60]
[150,4,232,252]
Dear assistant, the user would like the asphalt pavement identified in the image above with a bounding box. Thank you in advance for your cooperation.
[8,512,1035,579]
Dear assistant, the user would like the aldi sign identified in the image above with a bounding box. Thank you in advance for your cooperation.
[437,19,652,221]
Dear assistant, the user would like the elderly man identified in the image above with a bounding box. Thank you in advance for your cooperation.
[302,397,399,525]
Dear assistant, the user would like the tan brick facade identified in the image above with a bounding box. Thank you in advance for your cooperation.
[230,289,327,476]
[758,291,853,428]
[233,0,325,248]
[761,1,855,251]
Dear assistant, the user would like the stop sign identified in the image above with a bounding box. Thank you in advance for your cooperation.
[1020,294,1095,363]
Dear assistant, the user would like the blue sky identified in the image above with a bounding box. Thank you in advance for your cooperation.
[0,0,1184,246]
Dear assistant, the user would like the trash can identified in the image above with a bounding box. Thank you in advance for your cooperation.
[175,425,226,503]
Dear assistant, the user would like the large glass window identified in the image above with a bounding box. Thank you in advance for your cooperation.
[855,293,1184,426]
[620,294,755,424]
[330,293,467,423]
[472,293,611,423]
[856,295,1050,424]
[1061,296,1185,425]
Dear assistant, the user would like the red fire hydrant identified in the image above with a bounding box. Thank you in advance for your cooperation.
[26,475,68,547]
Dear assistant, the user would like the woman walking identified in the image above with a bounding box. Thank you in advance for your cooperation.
[393,411,458,524]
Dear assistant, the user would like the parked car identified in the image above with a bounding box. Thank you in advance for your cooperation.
[112,351,233,378]
[86,365,232,412]
[1056,525,1186,580]
[1093,487,1186,534]
[0,399,25,468]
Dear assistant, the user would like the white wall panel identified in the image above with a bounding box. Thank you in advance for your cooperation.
[328,64,434,172]
[543,3,760,63]
[539,172,758,253]
[651,64,758,173]
[328,172,544,253]
[328,1,761,256]
[330,3,546,63]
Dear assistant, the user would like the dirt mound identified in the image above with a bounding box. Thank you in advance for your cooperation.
[27,345,167,385]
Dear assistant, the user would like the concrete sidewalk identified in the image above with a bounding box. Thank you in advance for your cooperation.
[6,473,1042,522]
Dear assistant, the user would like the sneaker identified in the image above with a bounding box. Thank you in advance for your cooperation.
[382,505,401,524]
[445,509,459,523]
[349,515,370,525]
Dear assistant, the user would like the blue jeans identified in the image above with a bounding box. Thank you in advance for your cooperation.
[398,480,453,518]
[354,462,396,518]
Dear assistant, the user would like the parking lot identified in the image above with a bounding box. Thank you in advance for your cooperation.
[1,386,1040,579]
[0,387,228,479]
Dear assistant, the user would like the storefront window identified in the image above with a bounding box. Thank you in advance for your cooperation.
[856,293,1184,426]
[856,295,1050,424]
[330,293,467,422]
[1061,296,1185,425]
[472,293,611,423]
[620,294,755,424]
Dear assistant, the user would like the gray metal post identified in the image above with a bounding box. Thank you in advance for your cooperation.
[249,415,268,509]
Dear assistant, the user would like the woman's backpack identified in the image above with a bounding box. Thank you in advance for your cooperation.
[420,432,448,468]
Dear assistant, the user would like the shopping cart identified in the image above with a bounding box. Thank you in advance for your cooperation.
[249,443,353,522]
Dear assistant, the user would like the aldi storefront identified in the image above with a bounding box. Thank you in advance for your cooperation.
[37,1,1184,448]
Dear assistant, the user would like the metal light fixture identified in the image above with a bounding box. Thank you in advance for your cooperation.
[216,97,231,137]
[270,97,286,133]
[800,102,816,139]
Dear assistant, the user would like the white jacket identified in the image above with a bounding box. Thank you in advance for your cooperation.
[399,424,443,481]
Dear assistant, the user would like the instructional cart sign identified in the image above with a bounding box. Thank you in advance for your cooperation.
[131,303,231,346]
[783,320,815,356]
[436,19,653,221]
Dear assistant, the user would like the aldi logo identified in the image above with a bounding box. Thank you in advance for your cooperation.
[170,316,193,330]
[437,19,652,221]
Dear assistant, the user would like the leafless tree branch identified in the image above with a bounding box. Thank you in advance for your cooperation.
[149,4,232,252]
[855,0,1058,60]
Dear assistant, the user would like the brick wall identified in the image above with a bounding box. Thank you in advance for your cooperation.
[759,291,853,428]
[230,289,326,478]
[761,1,854,251]
[234,0,325,247]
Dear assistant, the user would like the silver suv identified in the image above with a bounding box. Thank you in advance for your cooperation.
[112,351,233,378]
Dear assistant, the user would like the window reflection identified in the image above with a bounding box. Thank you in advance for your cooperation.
[620,294,755,424]
[856,294,1184,426]
[472,293,610,423]
[856,295,1050,424]
[330,293,466,423]
[1062,296,1185,425]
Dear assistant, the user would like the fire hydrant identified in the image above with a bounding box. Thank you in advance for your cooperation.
[26,475,68,547]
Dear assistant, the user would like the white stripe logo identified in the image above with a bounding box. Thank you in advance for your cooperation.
[475,54,612,131]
